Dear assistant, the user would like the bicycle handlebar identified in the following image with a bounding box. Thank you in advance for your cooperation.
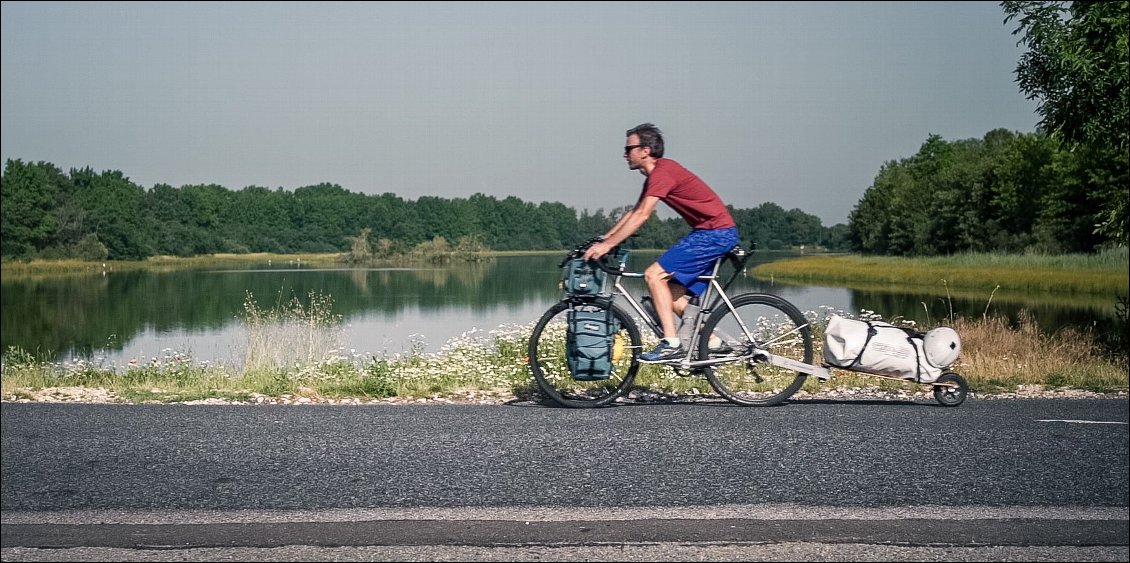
[558,237,626,275]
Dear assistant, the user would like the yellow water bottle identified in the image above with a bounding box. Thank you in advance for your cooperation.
[612,333,625,362]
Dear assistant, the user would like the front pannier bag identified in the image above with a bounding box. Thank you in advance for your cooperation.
[822,315,960,383]
[561,258,608,296]
[560,251,627,297]
[566,304,620,380]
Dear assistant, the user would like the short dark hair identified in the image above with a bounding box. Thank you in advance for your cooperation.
[626,123,664,158]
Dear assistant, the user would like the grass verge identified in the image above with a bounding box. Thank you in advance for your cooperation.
[2,298,1125,403]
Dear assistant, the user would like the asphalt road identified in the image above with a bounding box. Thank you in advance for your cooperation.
[2,396,1127,561]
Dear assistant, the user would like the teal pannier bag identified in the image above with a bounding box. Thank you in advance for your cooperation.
[560,251,627,296]
[561,258,607,296]
[566,305,620,380]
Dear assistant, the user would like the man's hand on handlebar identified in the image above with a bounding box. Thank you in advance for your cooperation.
[582,240,614,262]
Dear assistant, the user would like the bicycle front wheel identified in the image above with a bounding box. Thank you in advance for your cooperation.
[528,299,643,408]
[699,293,813,406]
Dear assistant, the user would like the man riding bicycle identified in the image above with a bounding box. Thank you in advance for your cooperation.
[583,123,740,363]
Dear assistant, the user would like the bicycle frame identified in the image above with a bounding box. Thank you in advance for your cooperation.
[593,247,831,378]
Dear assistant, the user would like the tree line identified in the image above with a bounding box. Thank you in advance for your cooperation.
[0,128,1120,262]
[0,159,850,261]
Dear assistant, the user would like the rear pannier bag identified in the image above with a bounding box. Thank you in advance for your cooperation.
[822,315,959,383]
[566,305,619,380]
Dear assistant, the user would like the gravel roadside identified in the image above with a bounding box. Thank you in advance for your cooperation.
[2,384,1125,405]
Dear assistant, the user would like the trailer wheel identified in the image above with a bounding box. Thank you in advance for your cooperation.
[933,372,968,407]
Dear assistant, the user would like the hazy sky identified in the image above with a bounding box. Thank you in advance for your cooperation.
[1,1,1039,226]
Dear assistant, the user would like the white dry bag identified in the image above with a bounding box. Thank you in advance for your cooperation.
[822,315,960,383]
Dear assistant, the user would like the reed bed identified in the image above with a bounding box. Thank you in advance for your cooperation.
[752,250,1128,295]
[0,252,341,279]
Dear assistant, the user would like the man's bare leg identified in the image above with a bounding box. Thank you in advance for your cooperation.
[644,263,689,341]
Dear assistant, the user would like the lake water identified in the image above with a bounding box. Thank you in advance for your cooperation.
[1,253,1120,370]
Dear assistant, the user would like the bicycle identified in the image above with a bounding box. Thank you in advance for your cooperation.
[527,237,819,408]
[528,238,971,408]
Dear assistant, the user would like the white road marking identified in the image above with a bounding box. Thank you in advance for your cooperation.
[1037,419,1127,424]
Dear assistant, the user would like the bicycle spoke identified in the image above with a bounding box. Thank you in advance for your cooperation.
[699,293,813,406]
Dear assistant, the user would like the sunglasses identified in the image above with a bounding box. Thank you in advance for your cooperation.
[623,144,645,155]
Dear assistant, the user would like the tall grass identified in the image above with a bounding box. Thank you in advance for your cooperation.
[241,289,345,372]
[950,312,1127,393]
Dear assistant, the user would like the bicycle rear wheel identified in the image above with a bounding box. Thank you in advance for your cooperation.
[528,299,642,408]
[699,293,813,406]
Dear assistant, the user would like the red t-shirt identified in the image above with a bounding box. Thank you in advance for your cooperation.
[642,158,736,230]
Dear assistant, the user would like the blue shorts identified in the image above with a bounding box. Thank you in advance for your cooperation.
[657,227,740,296]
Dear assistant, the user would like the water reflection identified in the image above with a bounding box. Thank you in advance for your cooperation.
[1,253,1121,368]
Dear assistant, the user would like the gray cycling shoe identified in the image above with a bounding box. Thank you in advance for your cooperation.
[639,340,686,363]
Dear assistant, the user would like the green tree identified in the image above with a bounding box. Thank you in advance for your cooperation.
[849,131,1075,255]
[536,201,580,249]
[820,223,851,252]
[71,167,153,260]
[290,183,366,252]
[732,202,782,251]
[1003,0,1129,243]
[848,160,907,255]
[148,183,194,256]
[1033,143,1117,252]
[784,208,823,247]
[0,160,68,259]
[576,208,614,242]
[228,186,296,253]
